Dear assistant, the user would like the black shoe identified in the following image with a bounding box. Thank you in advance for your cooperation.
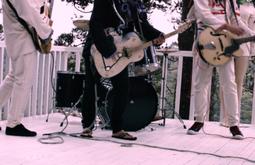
[230,126,244,140]
[5,124,37,137]
[80,128,92,138]
[187,122,204,135]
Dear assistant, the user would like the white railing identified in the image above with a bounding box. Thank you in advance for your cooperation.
[0,42,255,124]
[0,42,82,120]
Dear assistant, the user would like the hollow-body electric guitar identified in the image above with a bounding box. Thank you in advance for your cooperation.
[91,20,194,78]
[197,27,255,66]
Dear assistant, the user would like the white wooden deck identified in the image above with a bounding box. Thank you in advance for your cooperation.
[0,113,255,165]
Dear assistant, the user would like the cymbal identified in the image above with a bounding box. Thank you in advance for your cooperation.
[73,19,89,30]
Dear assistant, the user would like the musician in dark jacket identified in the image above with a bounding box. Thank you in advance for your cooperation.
[81,0,165,140]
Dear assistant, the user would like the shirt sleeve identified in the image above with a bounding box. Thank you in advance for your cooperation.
[229,1,255,36]
[194,0,225,30]
[89,0,116,58]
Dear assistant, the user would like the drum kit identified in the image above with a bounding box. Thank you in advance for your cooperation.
[71,19,182,131]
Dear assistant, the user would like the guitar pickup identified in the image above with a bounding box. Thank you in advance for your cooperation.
[198,42,216,50]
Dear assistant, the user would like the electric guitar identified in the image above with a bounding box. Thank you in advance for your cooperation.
[197,27,255,66]
[91,20,194,78]
[31,0,54,54]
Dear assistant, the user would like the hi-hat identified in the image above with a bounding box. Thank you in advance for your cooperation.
[73,19,89,30]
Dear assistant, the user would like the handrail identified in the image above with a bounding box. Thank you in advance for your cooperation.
[0,44,254,125]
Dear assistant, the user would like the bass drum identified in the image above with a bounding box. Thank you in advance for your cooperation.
[98,77,158,131]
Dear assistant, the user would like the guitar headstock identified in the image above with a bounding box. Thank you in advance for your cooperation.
[177,19,195,33]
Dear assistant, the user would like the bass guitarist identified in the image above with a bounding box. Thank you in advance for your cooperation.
[0,0,53,136]
[80,0,165,140]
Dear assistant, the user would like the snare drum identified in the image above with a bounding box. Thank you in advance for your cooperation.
[98,77,158,131]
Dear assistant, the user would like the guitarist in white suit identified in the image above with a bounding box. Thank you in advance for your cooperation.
[0,0,53,136]
[80,0,164,140]
[187,0,254,139]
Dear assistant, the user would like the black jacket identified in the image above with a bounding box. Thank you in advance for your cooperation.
[84,0,162,58]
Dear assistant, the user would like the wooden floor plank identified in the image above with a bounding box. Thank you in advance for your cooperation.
[0,113,255,165]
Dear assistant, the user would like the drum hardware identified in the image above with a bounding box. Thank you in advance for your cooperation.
[159,50,187,129]
[47,71,85,123]
[131,46,161,77]
[43,71,85,139]
[97,78,112,129]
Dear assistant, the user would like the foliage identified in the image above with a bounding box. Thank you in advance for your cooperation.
[54,27,87,47]
[61,0,182,12]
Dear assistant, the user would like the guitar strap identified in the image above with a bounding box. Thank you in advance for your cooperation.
[110,0,146,40]
[5,0,41,51]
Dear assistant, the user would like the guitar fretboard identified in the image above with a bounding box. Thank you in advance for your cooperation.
[132,20,193,52]
[234,35,255,45]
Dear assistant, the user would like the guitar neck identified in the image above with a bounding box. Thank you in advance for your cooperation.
[138,29,180,50]
[234,35,255,45]
[136,20,193,51]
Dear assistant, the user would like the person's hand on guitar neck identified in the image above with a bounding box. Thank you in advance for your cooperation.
[216,24,245,36]
[152,33,165,46]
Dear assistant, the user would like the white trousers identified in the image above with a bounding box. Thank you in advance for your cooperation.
[220,56,249,125]
[193,53,239,127]
[0,51,37,128]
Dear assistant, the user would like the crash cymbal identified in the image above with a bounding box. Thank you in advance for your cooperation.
[73,19,89,30]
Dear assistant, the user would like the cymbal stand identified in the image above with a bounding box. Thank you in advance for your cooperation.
[159,51,186,129]
[159,52,168,126]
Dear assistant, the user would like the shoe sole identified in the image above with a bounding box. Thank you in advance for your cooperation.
[187,129,199,135]
[232,135,244,140]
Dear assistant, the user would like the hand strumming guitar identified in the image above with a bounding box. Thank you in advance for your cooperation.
[152,33,165,46]
[216,24,245,36]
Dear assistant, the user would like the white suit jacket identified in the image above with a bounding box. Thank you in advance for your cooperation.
[2,0,53,59]
[194,0,254,35]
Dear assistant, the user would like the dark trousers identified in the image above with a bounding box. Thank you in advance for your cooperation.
[81,49,129,133]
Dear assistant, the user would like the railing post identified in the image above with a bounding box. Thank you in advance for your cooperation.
[252,72,255,124]
[174,56,183,117]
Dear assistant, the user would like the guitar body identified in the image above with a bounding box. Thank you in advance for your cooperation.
[32,0,54,54]
[91,32,144,78]
[197,27,243,66]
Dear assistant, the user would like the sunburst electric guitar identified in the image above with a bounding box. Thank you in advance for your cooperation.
[197,27,255,66]
[30,0,54,54]
[91,20,194,78]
